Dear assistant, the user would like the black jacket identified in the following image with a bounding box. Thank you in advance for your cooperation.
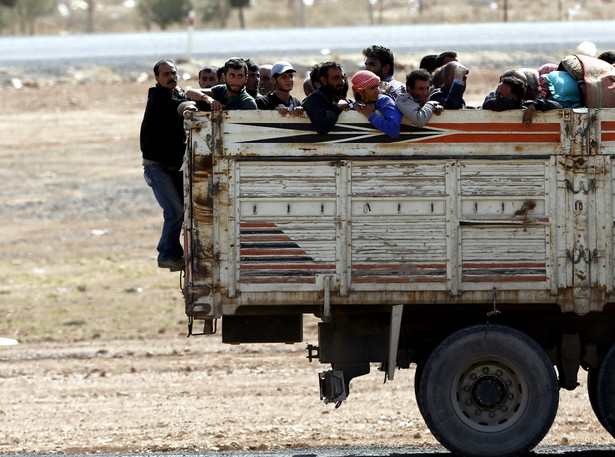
[303,88,343,134]
[256,91,302,110]
[140,84,188,170]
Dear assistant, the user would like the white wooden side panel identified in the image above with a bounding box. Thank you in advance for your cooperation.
[461,227,549,289]
[235,162,337,291]
[350,162,448,289]
[351,220,448,287]
[458,160,551,291]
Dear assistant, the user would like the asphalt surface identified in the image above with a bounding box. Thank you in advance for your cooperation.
[1,20,615,68]
[2,444,615,456]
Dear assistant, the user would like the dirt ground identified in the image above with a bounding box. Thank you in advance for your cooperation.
[0,73,614,453]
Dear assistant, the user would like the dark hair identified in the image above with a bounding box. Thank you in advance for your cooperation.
[244,58,260,73]
[435,51,457,68]
[217,66,225,80]
[598,51,615,65]
[500,69,523,82]
[432,66,444,89]
[501,76,526,102]
[362,45,395,76]
[406,68,431,90]
[224,58,247,76]
[198,66,217,79]
[419,54,438,73]
[153,59,174,76]
[309,64,321,85]
[318,61,343,81]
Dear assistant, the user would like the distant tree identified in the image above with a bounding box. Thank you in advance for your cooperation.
[200,0,249,29]
[137,0,191,30]
[0,6,13,34]
[199,0,230,28]
[86,0,94,32]
[0,0,18,6]
[229,0,249,28]
[15,0,54,34]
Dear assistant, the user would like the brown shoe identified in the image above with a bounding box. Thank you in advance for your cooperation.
[158,258,184,272]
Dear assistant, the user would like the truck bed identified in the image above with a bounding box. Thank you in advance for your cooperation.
[183,108,615,318]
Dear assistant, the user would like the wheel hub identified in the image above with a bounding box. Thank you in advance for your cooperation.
[453,359,525,431]
[472,375,507,409]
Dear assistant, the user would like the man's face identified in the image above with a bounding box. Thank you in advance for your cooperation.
[155,62,178,90]
[408,79,430,104]
[274,71,294,93]
[365,56,386,79]
[199,70,218,89]
[321,67,346,98]
[360,85,380,104]
[246,69,260,94]
[226,67,247,95]
[259,67,274,95]
[495,82,515,100]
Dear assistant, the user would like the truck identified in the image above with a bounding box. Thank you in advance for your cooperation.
[180,107,615,457]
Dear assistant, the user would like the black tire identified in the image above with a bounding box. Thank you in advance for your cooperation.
[413,362,424,405]
[417,324,559,457]
[587,368,607,429]
[595,343,615,437]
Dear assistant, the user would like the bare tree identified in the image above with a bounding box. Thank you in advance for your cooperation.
[16,0,54,35]
[137,0,190,31]
[237,4,244,28]
[229,0,249,28]
[87,0,94,32]
[140,0,152,30]
[366,0,375,25]
[219,0,227,28]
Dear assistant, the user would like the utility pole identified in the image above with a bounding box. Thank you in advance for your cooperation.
[292,0,305,27]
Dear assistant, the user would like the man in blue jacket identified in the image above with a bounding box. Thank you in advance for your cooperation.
[351,70,402,138]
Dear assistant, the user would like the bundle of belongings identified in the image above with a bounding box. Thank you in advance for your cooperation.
[542,54,615,108]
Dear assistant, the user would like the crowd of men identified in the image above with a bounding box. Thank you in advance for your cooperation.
[139,45,615,271]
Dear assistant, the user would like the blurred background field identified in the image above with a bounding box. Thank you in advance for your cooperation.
[2,0,615,36]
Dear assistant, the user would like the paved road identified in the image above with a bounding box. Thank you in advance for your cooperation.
[1,20,615,68]
[1,444,615,457]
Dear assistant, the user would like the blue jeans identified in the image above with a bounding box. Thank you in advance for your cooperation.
[144,164,184,262]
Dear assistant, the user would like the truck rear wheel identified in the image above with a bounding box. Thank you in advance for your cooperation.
[416,324,559,457]
[595,342,615,437]
[587,369,607,429]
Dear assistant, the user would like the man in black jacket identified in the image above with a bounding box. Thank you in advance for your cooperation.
[482,74,562,126]
[140,59,195,272]
[303,61,351,134]
[256,61,303,115]
[429,61,469,109]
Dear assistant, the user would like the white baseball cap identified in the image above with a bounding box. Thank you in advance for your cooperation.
[271,61,296,77]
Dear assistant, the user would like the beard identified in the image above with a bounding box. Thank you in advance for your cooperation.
[226,83,244,95]
[324,83,346,99]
